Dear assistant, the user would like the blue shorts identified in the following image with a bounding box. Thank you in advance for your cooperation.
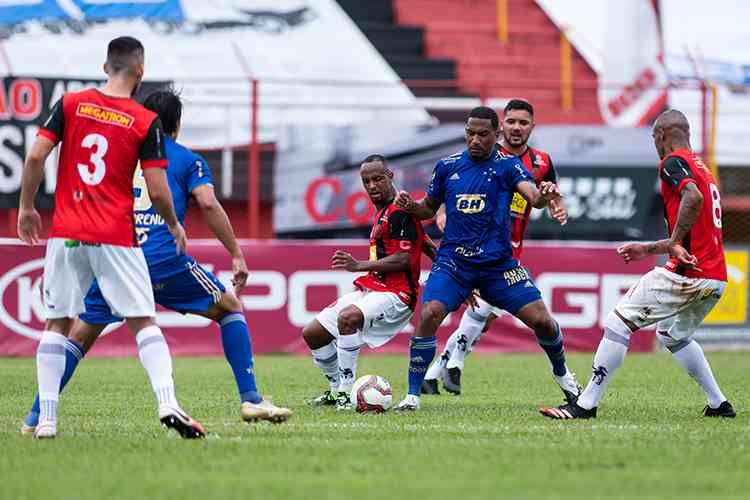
[421,255,541,315]
[80,257,226,324]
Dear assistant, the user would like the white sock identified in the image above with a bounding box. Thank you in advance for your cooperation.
[669,339,727,409]
[36,331,67,423]
[577,337,628,410]
[311,342,339,391]
[446,308,486,370]
[136,326,178,408]
[337,333,363,393]
[425,338,454,381]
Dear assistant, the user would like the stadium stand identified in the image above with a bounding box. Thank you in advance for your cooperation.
[339,0,602,123]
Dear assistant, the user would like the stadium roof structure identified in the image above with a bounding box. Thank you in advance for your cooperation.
[0,0,431,149]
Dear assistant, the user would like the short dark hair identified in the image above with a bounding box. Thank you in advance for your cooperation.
[362,154,387,165]
[143,88,182,136]
[106,36,144,75]
[467,106,498,129]
[504,99,534,117]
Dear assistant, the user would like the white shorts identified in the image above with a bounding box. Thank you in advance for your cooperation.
[43,238,155,320]
[315,289,412,348]
[615,267,725,340]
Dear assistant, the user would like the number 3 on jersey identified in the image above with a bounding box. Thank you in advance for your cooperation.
[77,133,108,185]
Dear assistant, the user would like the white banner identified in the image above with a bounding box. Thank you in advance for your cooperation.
[0,1,430,148]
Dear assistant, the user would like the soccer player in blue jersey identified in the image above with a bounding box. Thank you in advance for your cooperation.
[21,89,291,435]
[393,106,581,411]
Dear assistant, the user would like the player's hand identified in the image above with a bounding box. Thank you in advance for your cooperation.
[549,197,568,226]
[668,243,702,272]
[168,222,187,254]
[331,250,360,272]
[17,208,42,245]
[435,209,446,232]
[395,190,415,212]
[539,181,562,202]
[231,255,249,294]
[617,242,649,263]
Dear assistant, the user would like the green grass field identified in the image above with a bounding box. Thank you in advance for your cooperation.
[1,352,748,500]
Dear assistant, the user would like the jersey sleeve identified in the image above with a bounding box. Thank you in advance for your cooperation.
[388,211,418,251]
[660,157,696,193]
[38,97,65,144]
[505,157,533,189]
[139,117,168,169]
[426,160,446,204]
[186,154,214,194]
[543,156,558,183]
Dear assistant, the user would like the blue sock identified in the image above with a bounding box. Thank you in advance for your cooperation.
[25,339,84,427]
[219,312,261,404]
[408,336,437,396]
[536,322,567,377]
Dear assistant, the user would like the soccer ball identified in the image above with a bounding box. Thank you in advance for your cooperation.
[351,375,393,413]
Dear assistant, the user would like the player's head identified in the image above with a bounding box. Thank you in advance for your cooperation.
[104,36,145,95]
[501,99,534,149]
[465,106,500,161]
[652,109,690,158]
[143,88,183,139]
[360,154,394,207]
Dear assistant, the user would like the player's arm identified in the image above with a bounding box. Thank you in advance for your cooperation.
[395,192,441,220]
[140,118,186,253]
[515,180,561,209]
[18,98,64,244]
[192,184,248,293]
[544,158,567,225]
[618,157,703,268]
[421,235,438,261]
[332,211,418,273]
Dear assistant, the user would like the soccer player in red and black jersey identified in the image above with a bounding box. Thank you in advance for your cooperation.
[301,154,433,410]
[542,109,735,420]
[17,36,204,438]
[423,99,570,396]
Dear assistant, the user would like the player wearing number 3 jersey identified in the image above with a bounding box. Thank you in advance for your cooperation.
[541,109,735,420]
[17,37,204,439]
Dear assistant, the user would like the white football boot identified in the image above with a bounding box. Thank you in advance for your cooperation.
[393,394,420,412]
[554,369,583,404]
[33,421,56,439]
[241,398,293,423]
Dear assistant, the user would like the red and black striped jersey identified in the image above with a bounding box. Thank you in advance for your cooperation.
[501,145,556,258]
[354,202,425,307]
[659,149,726,281]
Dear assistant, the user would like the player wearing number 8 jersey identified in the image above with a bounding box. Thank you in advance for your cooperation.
[17,37,204,438]
[541,109,735,420]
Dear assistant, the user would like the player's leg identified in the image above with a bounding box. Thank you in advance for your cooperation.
[333,304,365,410]
[338,290,413,410]
[423,301,487,395]
[541,268,677,419]
[22,281,113,434]
[480,264,581,404]
[443,300,497,395]
[395,258,473,411]
[94,244,204,438]
[302,292,361,405]
[302,319,339,405]
[199,284,292,423]
[34,239,95,438]
[657,281,734,417]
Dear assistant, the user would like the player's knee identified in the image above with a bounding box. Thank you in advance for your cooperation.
[603,311,633,347]
[532,315,557,337]
[658,331,693,353]
[220,292,243,313]
[337,306,363,335]
[421,300,447,325]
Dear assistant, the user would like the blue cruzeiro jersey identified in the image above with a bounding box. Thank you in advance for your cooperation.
[133,136,213,279]
[428,147,533,264]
